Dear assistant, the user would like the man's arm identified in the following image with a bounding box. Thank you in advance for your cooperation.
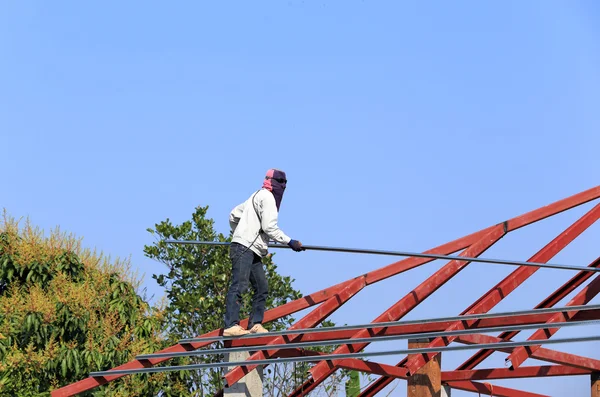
[259,193,291,244]
[229,202,245,233]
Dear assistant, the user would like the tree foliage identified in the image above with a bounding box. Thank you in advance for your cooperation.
[145,206,304,396]
[0,212,177,397]
[0,204,358,397]
[145,206,354,397]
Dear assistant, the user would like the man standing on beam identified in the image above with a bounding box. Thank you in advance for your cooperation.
[223,169,305,337]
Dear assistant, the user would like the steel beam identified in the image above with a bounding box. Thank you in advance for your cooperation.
[359,203,600,397]
[166,240,600,273]
[456,334,600,371]
[178,303,600,345]
[224,308,600,348]
[459,256,600,371]
[53,187,600,396]
[90,335,600,377]
[296,361,548,397]
[223,351,554,397]
[296,226,506,397]
[366,186,600,285]
[405,203,600,375]
[138,319,600,360]
[335,359,590,381]
[48,277,357,397]
[448,381,548,397]
[441,365,590,381]
[506,271,600,370]
[223,275,366,387]
[56,188,600,397]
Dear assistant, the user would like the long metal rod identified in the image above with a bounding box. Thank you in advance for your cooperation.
[178,303,600,344]
[138,319,600,360]
[91,334,600,378]
[164,240,600,273]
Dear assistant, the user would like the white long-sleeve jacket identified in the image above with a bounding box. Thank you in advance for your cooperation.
[229,189,291,257]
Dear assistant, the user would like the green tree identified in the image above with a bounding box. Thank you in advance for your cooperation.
[145,206,352,396]
[345,371,360,397]
[0,212,179,397]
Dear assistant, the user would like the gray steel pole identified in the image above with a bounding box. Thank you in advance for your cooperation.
[164,240,600,273]
[137,319,600,360]
[178,303,600,344]
[90,334,600,378]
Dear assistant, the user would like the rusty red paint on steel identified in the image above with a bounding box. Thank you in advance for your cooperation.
[322,198,600,397]
[507,269,600,370]
[285,232,504,397]
[404,203,600,376]
[306,226,506,388]
[295,228,551,397]
[366,186,600,286]
[458,256,600,371]
[359,206,600,397]
[456,333,600,371]
[226,228,507,389]
[336,359,409,379]
[224,309,600,349]
[289,357,548,397]
[53,186,600,397]
[52,203,492,396]
[328,313,600,397]
[356,380,550,397]
[449,381,549,397]
[442,366,590,381]
[49,229,490,397]
[48,278,350,397]
[223,275,367,387]
[335,358,589,381]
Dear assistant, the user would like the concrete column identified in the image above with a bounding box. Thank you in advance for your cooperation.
[224,351,263,397]
[592,372,600,397]
[407,338,442,397]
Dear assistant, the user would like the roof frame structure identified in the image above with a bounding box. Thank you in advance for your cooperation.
[52,186,600,397]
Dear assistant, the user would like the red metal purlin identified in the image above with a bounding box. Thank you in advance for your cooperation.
[334,358,553,396]
[404,203,600,375]
[226,309,600,349]
[288,232,504,397]
[335,359,589,381]
[48,226,496,397]
[336,359,409,379]
[366,186,600,286]
[507,269,600,370]
[48,278,353,397]
[53,189,502,396]
[267,311,600,397]
[303,226,506,392]
[358,203,600,397]
[52,186,600,397]
[449,381,549,397]
[293,364,542,397]
[223,275,367,387]
[456,333,600,371]
[442,365,590,381]
[457,256,600,371]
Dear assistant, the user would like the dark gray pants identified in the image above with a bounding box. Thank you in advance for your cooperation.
[224,243,268,329]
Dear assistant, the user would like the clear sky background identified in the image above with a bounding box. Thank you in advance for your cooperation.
[2,1,600,396]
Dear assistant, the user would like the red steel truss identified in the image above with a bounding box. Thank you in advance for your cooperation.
[52,186,600,397]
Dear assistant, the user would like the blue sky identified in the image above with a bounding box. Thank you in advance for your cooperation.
[2,1,600,396]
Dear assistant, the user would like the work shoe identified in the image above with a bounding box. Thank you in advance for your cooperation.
[249,324,269,334]
[223,325,250,337]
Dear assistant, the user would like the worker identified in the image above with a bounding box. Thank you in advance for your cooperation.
[224,169,305,336]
